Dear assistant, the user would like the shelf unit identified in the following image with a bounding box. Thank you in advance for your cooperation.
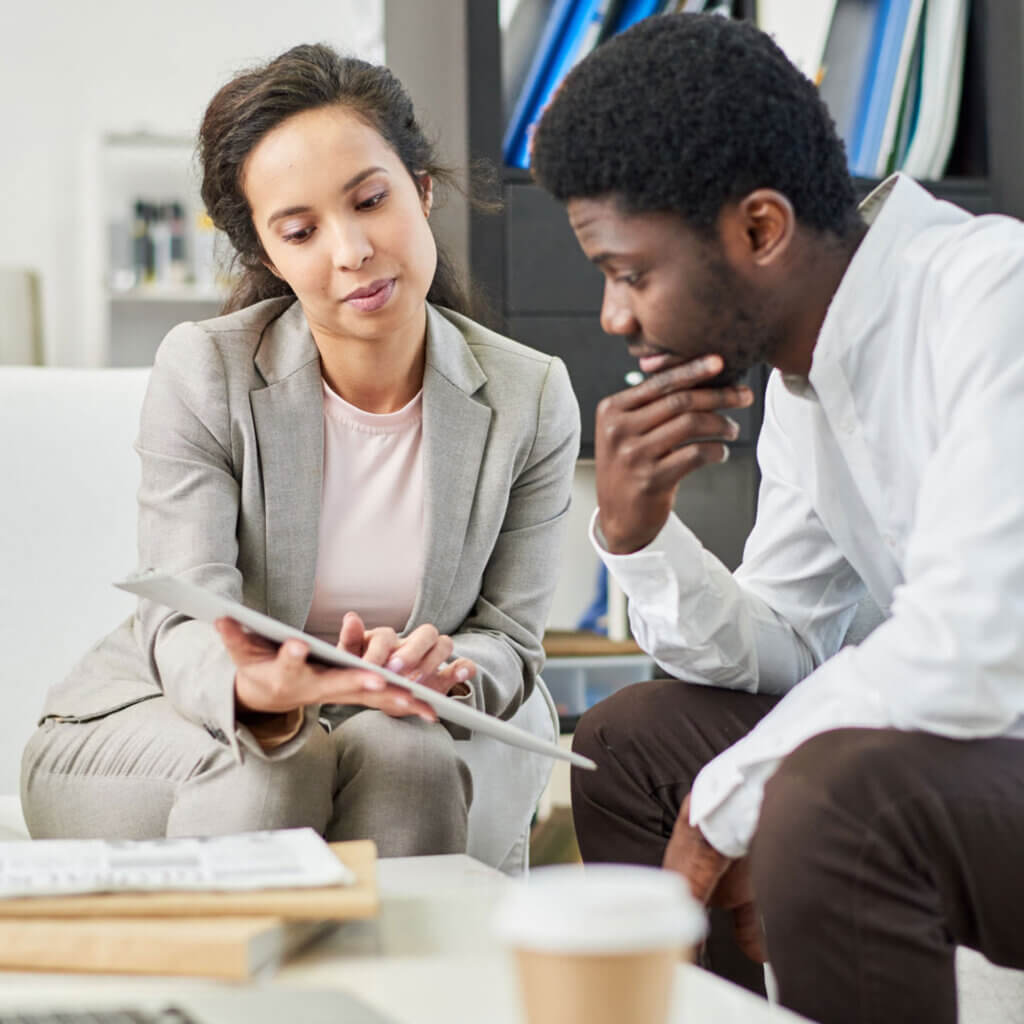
[81,131,229,367]
[387,0,1023,571]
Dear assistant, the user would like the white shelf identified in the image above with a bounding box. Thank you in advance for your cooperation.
[107,287,224,304]
[82,129,235,365]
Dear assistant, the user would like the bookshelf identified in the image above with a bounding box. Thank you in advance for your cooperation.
[81,132,230,367]
[391,0,1020,432]
[384,0,1019,572]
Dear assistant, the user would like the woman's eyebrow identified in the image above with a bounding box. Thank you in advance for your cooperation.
[266,167,389,227]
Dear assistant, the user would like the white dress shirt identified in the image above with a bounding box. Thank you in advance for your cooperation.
[592,174,1024,857]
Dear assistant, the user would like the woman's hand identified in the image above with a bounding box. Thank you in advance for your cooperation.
[338,613,478,713]
[217,617,436,722]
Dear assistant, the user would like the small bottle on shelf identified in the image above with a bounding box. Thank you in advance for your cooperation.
[192,211,218,292]
[130,200,150,288]
[150,204,172,286]
[168,201,188,285]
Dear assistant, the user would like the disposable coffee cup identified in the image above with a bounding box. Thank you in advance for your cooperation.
[493,863,706,1024]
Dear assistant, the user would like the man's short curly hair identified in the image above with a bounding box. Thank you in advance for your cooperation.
[531,13,859,237]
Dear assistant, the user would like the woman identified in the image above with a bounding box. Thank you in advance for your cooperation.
[21,44,580,856]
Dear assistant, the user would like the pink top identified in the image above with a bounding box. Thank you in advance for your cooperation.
[304,378,425,643]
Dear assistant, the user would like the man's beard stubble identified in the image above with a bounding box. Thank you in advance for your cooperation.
[696,250,779,387]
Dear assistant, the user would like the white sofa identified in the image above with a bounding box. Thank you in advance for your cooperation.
[2,366,1022,1020]
[0,366,557,874]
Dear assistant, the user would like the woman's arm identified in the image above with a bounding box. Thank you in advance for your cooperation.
[132,323,249,749]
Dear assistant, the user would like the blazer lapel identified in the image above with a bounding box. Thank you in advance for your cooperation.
[250,302,324,627]
[406,306,492,628]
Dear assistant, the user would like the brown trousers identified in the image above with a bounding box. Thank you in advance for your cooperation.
[570,680,1024,1024]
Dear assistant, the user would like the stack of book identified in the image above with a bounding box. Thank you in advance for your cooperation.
[503,0,716,168]
[762,0,971,180]
[502,0,970,182]
[0,834,378,979]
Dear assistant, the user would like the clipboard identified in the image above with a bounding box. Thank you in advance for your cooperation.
[116,572,597,771]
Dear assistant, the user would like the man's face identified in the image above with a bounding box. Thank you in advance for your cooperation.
[567,196,778,385]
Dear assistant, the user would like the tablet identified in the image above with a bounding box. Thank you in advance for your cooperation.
[115,572,596,771]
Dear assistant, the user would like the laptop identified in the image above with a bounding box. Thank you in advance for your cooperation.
[0,985,396,1024]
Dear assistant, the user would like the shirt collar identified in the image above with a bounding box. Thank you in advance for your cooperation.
[779,175,926,399]
[796,174,956,398]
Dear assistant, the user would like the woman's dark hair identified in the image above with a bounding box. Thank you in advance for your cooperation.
[532,13,860,239]
[199,43,473,315]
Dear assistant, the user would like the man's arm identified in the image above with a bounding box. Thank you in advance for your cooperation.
[692,255,1024,856]
[594,369,867,695]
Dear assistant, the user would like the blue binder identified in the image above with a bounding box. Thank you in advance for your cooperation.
[502,0,614,169]
[849,0,915,176]
[606,0,664,35]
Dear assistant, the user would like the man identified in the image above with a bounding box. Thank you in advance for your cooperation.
[531,13,1024,1024]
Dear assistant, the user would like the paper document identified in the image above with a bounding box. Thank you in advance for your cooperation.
[116,571,598,771]
[0,827,354,899]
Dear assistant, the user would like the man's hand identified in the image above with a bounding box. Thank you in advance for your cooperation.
[663,793,765,964]
[595,355,755,554]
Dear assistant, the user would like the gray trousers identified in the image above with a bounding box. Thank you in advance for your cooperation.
[21,697,471,857]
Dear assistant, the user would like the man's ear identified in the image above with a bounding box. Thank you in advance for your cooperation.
[738,189,794,267]
[417,172,434,218]
[720,189,795,270]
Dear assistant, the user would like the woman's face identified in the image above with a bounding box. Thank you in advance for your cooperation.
[243,103,437,347]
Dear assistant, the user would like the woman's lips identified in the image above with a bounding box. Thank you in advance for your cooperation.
[344,278,395,312]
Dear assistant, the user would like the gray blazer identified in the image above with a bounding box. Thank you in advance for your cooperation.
[42,298,580,759]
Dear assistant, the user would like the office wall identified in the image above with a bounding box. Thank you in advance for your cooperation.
[0,0,383,365]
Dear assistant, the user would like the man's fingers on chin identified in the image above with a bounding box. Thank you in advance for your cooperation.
[648,357,724,393]
[661,441,730,476]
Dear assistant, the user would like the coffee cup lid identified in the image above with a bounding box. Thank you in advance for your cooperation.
[493,863,706,954]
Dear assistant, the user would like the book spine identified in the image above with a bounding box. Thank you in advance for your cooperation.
[873,0,925,177]
[851,0,914,176]
[0,920,250,979]
[503,0,580,168]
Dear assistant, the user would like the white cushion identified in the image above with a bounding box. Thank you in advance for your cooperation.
[0,368,147,796]
[0,795,28,841]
